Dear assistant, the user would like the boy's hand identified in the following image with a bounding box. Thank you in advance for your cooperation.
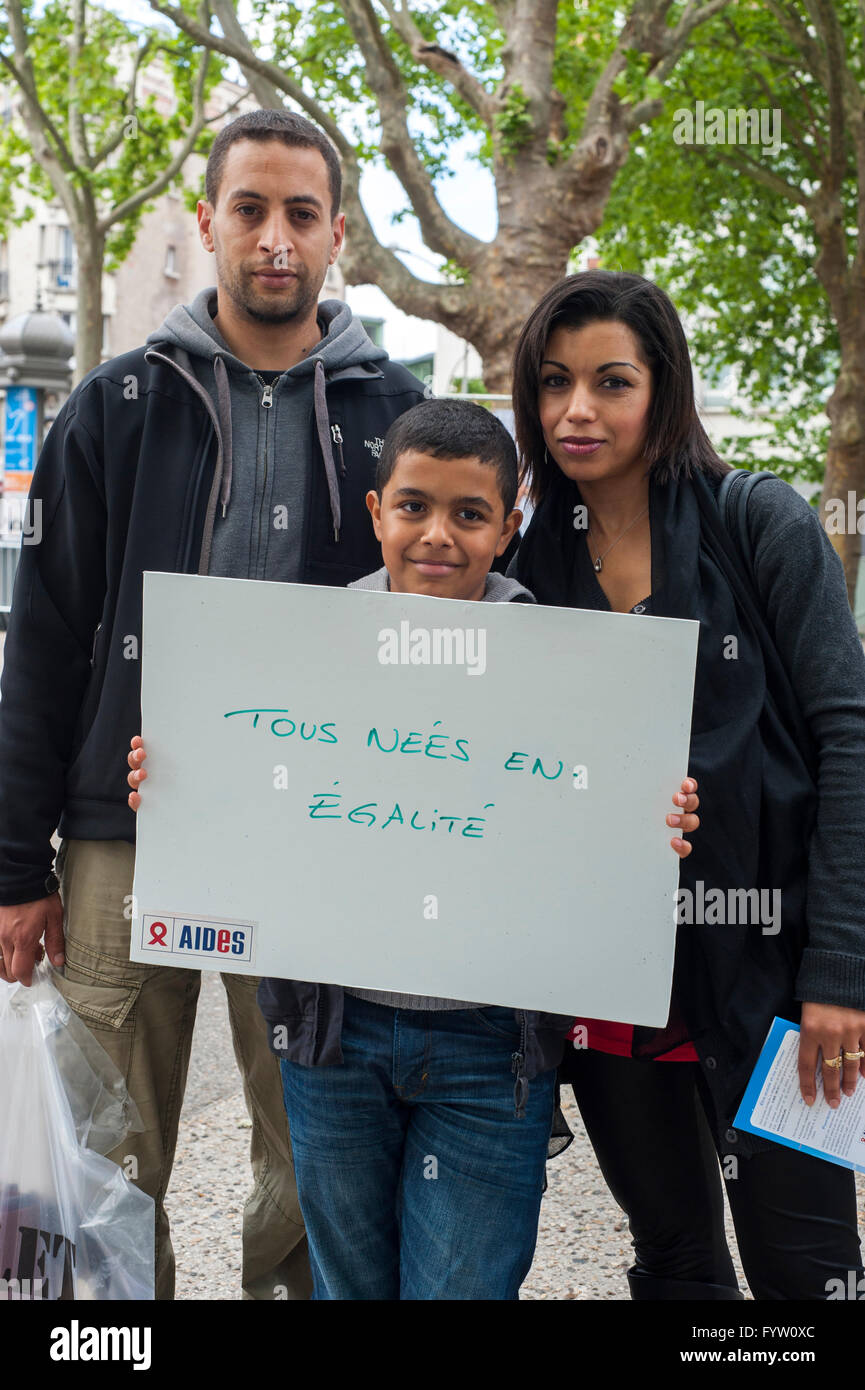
[127,734,147,812]
[667,777,699,858]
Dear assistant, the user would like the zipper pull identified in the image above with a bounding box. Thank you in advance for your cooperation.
[331,423,346,477]
[261,382,274,408]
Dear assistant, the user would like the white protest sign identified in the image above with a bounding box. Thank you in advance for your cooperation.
[130,572,698,1021]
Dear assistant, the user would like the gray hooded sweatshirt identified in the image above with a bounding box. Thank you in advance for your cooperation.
[343,562,536,1012]
[145,287,389,580]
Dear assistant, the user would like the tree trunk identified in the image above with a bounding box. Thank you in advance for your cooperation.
[819,328,865,610]
[73,224,106,384]
[447,226,577,395]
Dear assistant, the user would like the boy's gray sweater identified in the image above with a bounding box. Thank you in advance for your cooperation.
[344,563,535,1011]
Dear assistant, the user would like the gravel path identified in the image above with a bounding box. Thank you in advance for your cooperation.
[168,975,865,1300]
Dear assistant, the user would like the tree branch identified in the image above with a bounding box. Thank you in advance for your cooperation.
[340,168,472,327]
[497,0,561,147]
[89,35,156,167]
[166,0,467,313]
[337,0,485,265]
[729,36,824,177]
[67,0,90,169]
[652,0,733,82]
[376,0,497,124]
[147,0,353,155]
[210,0,286,108]
[701,143,812,207]
[763,0,828,85]
[809,0,850,196]
[2,0,82,222]
[99,36,212,231]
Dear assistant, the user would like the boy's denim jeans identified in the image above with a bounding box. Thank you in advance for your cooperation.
[279,990,556,1300]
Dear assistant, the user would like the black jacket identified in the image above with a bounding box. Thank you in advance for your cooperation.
[0,343,426,905]
[512,467,865,1152]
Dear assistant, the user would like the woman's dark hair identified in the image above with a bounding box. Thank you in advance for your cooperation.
[511,270,729,506]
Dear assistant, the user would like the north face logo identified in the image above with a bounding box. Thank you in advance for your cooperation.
[364,437,385,459]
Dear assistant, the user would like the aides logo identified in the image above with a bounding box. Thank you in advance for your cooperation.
[141,913,255,963]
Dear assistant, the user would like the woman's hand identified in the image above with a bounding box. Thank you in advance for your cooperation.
[127,734,147,811]
[798,1001,865,1107]
[667,776,699,859]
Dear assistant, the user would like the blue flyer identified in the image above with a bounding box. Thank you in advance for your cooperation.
[734,1016,865,1174]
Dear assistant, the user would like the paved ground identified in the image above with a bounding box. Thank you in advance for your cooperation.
[1,625,863,1298]
[167,975,864,1300]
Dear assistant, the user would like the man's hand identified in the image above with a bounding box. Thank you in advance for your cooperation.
[0,893,65,987]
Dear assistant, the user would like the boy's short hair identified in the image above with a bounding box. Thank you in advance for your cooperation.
[376,399,518,516]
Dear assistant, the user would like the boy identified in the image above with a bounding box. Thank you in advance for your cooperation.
[128,398,699,1300]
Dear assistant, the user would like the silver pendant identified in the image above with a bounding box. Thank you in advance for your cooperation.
[593,557,603,572]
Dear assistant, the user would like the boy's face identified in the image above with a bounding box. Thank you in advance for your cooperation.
[366,450,522,602]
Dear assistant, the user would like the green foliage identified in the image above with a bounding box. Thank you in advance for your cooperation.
[0,0,225,267]
[594,0,859,487]
[440,257,471,284]
[246,1,692,186]
[492,82,533,161]
[447,374,487,394]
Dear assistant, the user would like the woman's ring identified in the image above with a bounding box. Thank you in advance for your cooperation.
[842,1049,865,1061]
[824,1054,844,1069]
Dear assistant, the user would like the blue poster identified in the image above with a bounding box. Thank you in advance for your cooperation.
[3,385,38,489]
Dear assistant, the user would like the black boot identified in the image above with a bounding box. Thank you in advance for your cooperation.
[627,1266,744,1300]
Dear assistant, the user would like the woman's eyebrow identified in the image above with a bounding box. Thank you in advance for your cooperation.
[540,357,642,373]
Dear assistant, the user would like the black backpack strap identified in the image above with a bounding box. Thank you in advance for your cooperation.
[700,468,819,783]
[716,469,778,576]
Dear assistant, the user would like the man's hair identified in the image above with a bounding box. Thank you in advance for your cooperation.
[376,399,519,516]
[205,109,342,218]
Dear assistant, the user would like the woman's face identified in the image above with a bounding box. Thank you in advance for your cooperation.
[538,320,653,487]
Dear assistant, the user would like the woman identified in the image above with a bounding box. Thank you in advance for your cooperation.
[509,269,865,1301]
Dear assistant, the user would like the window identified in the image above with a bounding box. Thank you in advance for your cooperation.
[700,363,733,410]
[400,354,434,388]
[49,226,76,289]
[359,317,385,348]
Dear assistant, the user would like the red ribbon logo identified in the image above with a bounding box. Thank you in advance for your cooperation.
[148,920,168,946]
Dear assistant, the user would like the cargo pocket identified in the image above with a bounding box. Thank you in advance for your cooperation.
[53,971,140,1033]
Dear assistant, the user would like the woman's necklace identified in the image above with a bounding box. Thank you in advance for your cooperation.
[587,504,649,573]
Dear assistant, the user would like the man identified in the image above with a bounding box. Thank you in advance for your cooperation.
[0,108,426,1300]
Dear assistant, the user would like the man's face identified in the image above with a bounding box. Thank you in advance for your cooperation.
[197,139,345,324]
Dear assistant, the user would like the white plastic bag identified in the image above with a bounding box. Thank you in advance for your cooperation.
[0,962,154,1300]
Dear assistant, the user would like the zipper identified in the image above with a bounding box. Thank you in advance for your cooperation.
[331,422,346,476]
[253,375,276,572]
[511,1010,529,1119]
